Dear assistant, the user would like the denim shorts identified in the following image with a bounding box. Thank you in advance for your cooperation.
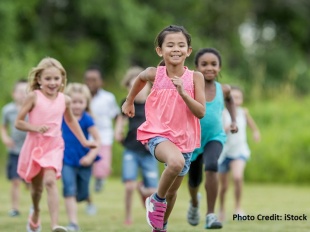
[61,164,92,202]
[218,156,248,173]
[122,149,158,188]
[148,136,192,177]
[6,152,20,180]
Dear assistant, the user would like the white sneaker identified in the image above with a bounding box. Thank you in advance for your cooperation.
[187,193,201,226]
[205,213,222,229]
[85,204,97,215]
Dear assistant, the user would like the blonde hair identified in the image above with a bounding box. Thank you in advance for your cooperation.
[65,83,92,114]
[28,57,67,92]
[122,66,144,88]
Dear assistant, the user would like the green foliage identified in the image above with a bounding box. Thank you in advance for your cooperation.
[0,0,310,183]
[245,96,310,183]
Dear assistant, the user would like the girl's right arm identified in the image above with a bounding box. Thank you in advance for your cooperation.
[15,92,44,133]
[122,67,156,118]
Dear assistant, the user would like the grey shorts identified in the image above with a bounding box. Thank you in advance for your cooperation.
[148,136,192,176]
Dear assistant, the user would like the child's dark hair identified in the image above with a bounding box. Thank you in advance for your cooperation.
[155,25,191,48]
[85,65,104,79]
[155,25,191,67]
[194,48,222,67]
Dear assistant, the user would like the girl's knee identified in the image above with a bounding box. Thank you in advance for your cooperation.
[44,177,57,188]
[167,158,185,174]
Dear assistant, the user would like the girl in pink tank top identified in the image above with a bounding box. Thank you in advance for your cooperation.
[15,57,97,232]
[122,25,206,232]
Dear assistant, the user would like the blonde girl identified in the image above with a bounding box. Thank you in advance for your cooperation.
[61,83,101,231]
[15,57,96,232]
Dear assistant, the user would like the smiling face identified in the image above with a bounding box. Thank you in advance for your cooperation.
[38,67,63,97]
[196,53,221,81]
[156,32,192,66]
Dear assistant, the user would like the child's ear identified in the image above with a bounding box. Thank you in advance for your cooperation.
[156,47,163,57]
[187,46,193,57]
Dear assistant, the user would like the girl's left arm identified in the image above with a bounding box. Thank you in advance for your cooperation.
[244,108,261,142]
[63,96,97,148]
[176,71,205,118]
[222,84,238,133]
[79,125,101,166]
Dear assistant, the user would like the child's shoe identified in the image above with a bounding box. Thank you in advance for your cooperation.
[145,194,167,230]
[8,209,20,217]
[66,222,80,231]
[152,221,167,232]
[187,193,201,226]
[52,225,68,232]
[205,213,222,229]
[85,203,97,215]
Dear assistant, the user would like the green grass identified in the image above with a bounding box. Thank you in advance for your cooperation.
[0,176,309,232]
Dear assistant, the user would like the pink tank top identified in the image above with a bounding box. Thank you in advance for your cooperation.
[137,66,201,153]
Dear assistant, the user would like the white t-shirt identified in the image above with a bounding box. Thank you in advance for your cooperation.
[90,89,120,145]
[218,107,250,163]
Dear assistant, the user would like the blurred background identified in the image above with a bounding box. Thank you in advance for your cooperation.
[0,0,309,183]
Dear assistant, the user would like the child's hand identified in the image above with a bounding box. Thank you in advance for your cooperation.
[3,137,15,148]
[83,141,98,149]
[230,122,238,133]
[79,155,94,166]
[36,125,50,134]
[122,101,135,118]
[253,131,261,142]
[171,76,185,95]
[80,155,94,167]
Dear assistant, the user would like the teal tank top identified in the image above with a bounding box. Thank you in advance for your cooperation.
[191,82,227,161]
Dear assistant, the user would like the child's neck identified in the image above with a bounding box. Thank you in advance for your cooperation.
[165,64,185,78]
[73,113,83,120]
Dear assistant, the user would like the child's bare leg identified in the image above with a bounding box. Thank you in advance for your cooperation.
[219,172,229,222]
[230,160,246,213]
[43,168,60,228]
[30,170,44,228]
[11,178,21,211]
[65,197,78,225]
[124,180,136,223]
[164,176,184,222]
[155,141,185,198]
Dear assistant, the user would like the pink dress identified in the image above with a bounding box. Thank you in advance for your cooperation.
[17,90,66,183]
[137,66,201,153]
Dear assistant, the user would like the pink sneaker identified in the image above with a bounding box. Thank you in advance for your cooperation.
[145,194,167,229]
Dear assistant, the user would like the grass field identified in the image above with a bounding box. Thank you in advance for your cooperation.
[0,176,309,232]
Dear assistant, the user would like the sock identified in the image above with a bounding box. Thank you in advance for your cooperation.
[153,193,166,202]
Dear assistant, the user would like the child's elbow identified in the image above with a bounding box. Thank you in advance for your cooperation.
[196,106,205,119]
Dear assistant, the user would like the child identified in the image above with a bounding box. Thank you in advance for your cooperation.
[122,25,206,232]
[15,57,97,232]
[218,86,260,222]
[61,83,101,231]
[84,66,120,192]
[114,66,158,226]
[186,48,238,229]
[1,79,28,217]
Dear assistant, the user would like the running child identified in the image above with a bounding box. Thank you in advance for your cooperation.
[114,66,158,226]
[218,86,260,222]
[61,83,101,231]
[186,48,238,229]
[1,79,28,217]
[15,57,97,232]
[122,25,206,232]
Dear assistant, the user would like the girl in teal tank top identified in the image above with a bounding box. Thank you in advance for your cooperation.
[187,48,238,229]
